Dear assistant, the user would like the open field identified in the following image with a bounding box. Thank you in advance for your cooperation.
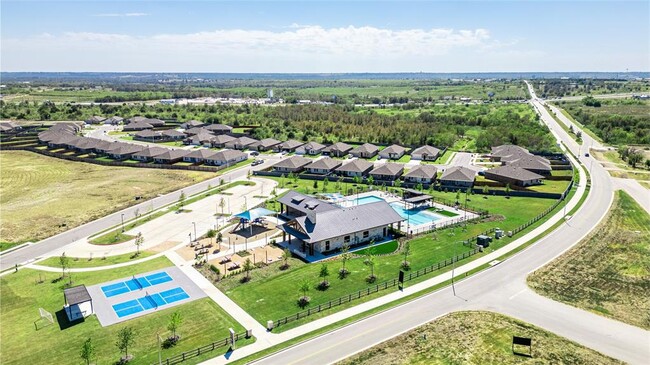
[337,311,623,365]
[0,257,250,365]
[528,191,650,329]
[532,79,650,98]
[0,151,214,250]
[222,178,557,327]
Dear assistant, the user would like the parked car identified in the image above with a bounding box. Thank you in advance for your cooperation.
[250,151,260,156]
[584,153,590,157]
[252,160,263,166]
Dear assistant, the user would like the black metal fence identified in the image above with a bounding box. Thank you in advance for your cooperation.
[153,331,248,365]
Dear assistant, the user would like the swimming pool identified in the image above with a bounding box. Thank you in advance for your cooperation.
[112,287,190,318]
[346,194,442,227]
[101,271,173,298]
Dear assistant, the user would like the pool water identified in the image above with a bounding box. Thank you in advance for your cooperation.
[112,287,190,318]
[346,194,442,226]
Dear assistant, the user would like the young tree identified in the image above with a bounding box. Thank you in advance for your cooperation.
[167,311,182,343]
[178,191,186,211]
[322,177,329,192]
[115,327,135,362]
[482,185,489,195]
[318,263,330,290]
[206,229,216,246]
[281,248,291,270]
[394,179,402,189]
[339,241,351,278]
[455,190,461,203]
[298,280,310,307]
[280,173,286,188]
[217,232,223,245]
[365,253,376,283]
[505,183,511,197]
[80,338,95,365]
[627,148,643,168]
[242,258,254,282]
[401,241,411,270]
[416,182,423,191]
[313,180,318,190]
[336,176,343,191]
[59,252,69,278]
[219,197,226,214]
[367,175,375,187]
[134,232,144,257]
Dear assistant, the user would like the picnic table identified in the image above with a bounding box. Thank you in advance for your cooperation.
[220,256,232,264]
[227,262,240,271]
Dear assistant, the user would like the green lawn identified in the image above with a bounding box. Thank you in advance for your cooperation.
[223,187,555,327]
[337,311,622,365]
[353,240,398,256]
[0,257,249,365]
[37,251,156,268]
[395,154,411,163]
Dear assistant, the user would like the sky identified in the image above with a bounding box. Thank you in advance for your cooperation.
[1,1,648,72]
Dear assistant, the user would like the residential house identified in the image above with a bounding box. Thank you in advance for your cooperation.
[305,157,342,174]
[369,163,404,181]
[127,116,147,124]
[439,166,476,188]
[271,156,312,173]
[508,156,552,176]
[276,139,304,153]
[335,159,374,177]
[252,138,282,151]
[184,132,215,147]
[484,166,544,187]
[224,136,258,150]
[84,116,106,125]
[204,149,248,166]
[184,127,210,136]
[107,143,145,160]
[411,145,441,161]
[211,134,236,148]
[181,120,204,129]
[131,146,168,162]
[47,134,79,148]
[350,143,379,159]
[279,192,403,255]
[322,142,353,157]
[141,118,166,127]
[296,141,326,155]
[153,149,188,164]
[104,116,124,125]
[183,149,218,164]
[122,122,153,131]
[161,129,186,141]
[404,165,438,184]
[277,190,340,219]
[378,144,406,160]
[93,140,116,155]
[133,129,163,142]
[204,124,233,134]
[0,121,22,133]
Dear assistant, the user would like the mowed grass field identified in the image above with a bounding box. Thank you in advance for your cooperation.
[0,151,213,250]
[528,191,650,329]
[336,311,622,365]
[0,257,250,365]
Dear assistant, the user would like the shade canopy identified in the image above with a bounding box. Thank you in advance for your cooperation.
[235,207,275,221]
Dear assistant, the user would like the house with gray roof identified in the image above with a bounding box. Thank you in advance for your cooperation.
[93,140,116,155]
[181,120,204,129]
[439,166,476,188]
[0,121,22,133]
[404,165,438,184]
[204,149,248,166]
[279,194,403,255]
[275,139,305,152]
[184,127,210,136]
[133,129,164,142]
[211,134,236,148]
[84,116,106,125]
[127,116,147,124]
[153,149,188,164]
[161,129,186,141]
[123,121,153,131]
[252,138,282,151]
[47,134,79,148]
[224,136,258,150]
[323,142,353,157]
[104,116,124,125]
[141,118,166,127]
[305,157,342,174]
[484,166,545,187]
[277,191,340,219]
[204,124,233,134]
[411,145,441,161]
[69,137,103,153]
[296,141,326,155]
[132,146,168,162]
[508,156,552,176]
[350,143,379,159]
[370,163,404,181]
[378,144,407,160]
[335,159,374,177]
[184,132,215,147]
[183,149,218,164]
[107,143,145,160]
[271,156,312,173]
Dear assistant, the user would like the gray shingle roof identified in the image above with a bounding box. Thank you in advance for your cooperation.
[370,162,404,176]
[204,124,233,133]
[404,165,438,179]
[324,142,353,154]
[185,127,211,135]
[254,138,282,148]
[306,157,342,171]
[123,122,153,131]
[185,149,219,159]
[380,144,406,155]
[132,146,168,158]
[134,129,162,138]
[485,166,545,182]
[277,191,340,215]
[411,145,441,156]
[155,149,189,160]
[280,139,305,149]
[351,143,379,154]
[272,156,312,169]
[64,285,92,305]
[299,141,326,151]
[162,129,186,137]
[212,134,236,144]
[209,149,247,161]
[336,159,374,173]
[440,166,476,182]
[290,201,403,243]
[229,136,258,146]
[508,156,552,171]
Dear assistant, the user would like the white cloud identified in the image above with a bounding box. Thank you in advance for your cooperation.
[94,13,148,17]
[0,25,560,72]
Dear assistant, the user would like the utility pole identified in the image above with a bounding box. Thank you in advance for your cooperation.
[451,243,457,296]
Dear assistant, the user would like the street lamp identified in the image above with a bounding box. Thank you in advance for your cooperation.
[192,222,197,242]
[121,213,125,232]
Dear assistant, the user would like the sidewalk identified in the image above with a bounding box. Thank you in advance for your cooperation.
[197,150,588,364]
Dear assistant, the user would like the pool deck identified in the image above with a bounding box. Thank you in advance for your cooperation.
[87,266,207,326]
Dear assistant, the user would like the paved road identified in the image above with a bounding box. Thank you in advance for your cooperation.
[611,177,650,214]
[249,83,649,365]
[0,157,279,269]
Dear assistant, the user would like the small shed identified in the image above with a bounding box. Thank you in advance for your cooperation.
[477,235,492,248]
[64,285,94,321]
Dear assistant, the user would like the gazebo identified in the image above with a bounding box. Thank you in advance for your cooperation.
[63,285,94,321]
[232,207,276,232]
